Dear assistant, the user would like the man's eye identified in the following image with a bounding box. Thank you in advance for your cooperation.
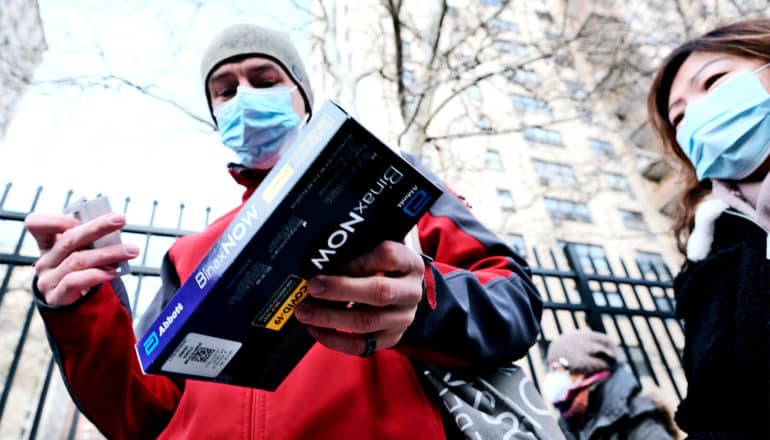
[217,88,236,97]
[704,72,727,90]
[253,81,277,88]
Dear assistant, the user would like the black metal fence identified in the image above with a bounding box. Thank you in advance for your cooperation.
[0,182,684,439]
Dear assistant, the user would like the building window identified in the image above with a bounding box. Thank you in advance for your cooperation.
[600,172,631,193]
[619,209,647,231]
[524,126,562,146]
[489,18,519,33]
[401,41,412,58]
[511,94,551,115]
[506,233,526,257]
[577,107,602,126]
[505,68,539,86]
[404,96,417,118]
[545,198,591,223]
[491,39,529,56]
[635,251,670,280]
[532,159,576,185]
[563,80,587,99]
[402,69,415,89]
[467,84,482,102]
[562,242,609,274]
[536,10,554,22]
[593,290,623,307]
[478,116,493,131]
[589,138,614,156]
[497,189,514,211]
[486,149,503,170]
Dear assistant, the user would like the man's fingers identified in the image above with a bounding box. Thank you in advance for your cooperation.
[43,268,117,307]
[295,301,414,334]
[343,241,423,277]
[37,244,139,295]
[34,213,126,271]
[24,213,81,252]
[304,326,402,356]
[306,274,421,307]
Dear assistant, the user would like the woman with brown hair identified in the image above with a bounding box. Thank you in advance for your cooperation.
[648,18,770,438]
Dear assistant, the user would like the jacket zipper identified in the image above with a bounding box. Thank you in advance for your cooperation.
[723,209,770,260]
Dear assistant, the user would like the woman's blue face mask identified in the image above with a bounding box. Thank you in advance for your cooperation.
[676,62,770,182]
[214,86,302,170]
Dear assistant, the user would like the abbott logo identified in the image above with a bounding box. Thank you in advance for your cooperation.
[403,190,431,217]
[143,332,159,355]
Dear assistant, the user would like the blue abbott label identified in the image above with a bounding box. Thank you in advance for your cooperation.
[136,203,263,370]
[402,189,432,217]
[137,273,222,369]
[161,333,242,378]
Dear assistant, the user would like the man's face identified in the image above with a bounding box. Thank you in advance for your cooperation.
[207,56,307,119]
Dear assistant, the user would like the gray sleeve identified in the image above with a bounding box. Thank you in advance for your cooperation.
[133,252,181,336]
[627,416,675,440]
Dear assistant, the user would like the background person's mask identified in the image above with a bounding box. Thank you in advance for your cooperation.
[677,63,770,181]
[214,86,302,170]
[542,370,573,404]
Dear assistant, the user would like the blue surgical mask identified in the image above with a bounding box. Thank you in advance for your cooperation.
[677,63,770,181]
[214,86,302,170]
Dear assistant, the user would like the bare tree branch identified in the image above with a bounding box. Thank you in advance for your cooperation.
[673,0,693,36]
[33,75,215,130]
[383,0,408,120]
[425,115,580,142]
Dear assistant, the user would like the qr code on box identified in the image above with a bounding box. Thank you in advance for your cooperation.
[161,333,242,378]
[191,346,215,363]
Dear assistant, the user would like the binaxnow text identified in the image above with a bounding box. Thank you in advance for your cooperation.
[310,166,404,270]
[194,204,259,290]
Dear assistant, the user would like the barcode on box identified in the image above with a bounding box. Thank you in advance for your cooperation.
[161,333,242,378]
[191,346,215,363]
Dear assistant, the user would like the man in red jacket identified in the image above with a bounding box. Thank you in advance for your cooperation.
[25,24,543,439]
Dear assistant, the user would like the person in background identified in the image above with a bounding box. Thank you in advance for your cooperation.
[23,24,543,439]
[543,329,677,440]
[647,17,770,439]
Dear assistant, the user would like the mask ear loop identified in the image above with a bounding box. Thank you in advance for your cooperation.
[298,112,311,128]
[754,62,770,75]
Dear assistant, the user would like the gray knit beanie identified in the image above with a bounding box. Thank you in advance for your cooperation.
[546,329,618,375]
[200,23,314,122]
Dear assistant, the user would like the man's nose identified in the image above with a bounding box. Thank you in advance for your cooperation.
[238,77,254,89]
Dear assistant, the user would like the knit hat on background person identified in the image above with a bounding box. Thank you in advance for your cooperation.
[546,329,618,375]
[200,23,314,123]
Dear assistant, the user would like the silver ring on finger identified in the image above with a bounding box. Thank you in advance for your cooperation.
[359,333,377,357]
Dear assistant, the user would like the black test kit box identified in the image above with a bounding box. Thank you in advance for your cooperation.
[136,101,442,390]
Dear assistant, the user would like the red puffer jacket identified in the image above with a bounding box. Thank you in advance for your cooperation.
[37,159,542,439]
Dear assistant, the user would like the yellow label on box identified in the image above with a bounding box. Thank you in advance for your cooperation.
[262,164,295,204]
[253,275,309,331]
[266,278,308,330]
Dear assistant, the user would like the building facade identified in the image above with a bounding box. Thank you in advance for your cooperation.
[312,0,688,273]
[306,0,757,410]
[0,0,47,138]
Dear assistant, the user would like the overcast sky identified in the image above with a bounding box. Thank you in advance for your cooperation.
[0,0,312,231]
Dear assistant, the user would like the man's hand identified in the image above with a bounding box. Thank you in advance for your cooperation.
[294,240,424,357]
[24,212,139,306]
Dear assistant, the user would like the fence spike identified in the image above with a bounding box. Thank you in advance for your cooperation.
[177,203,185,229]
[63,190,74,209]
[0,182,12,209]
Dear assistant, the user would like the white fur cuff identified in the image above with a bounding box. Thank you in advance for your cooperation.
[686,198,730,262]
